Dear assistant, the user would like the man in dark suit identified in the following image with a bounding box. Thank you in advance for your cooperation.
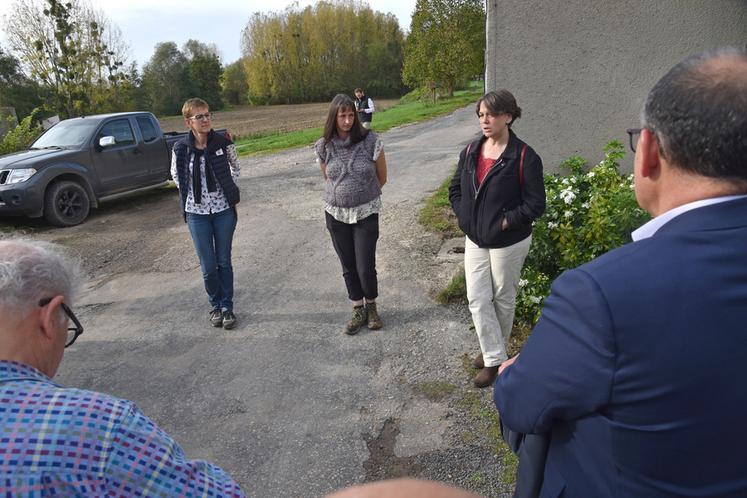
[494,46,747,498]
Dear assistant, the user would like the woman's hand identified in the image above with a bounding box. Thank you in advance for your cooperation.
[501,217,509,230]
[375,151,387,187]
[320,162,328,180]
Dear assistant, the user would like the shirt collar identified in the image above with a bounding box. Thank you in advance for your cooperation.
[632,194,747,241]
[0,360,53,384]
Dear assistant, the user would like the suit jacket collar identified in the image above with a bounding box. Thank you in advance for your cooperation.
[652,196,747,237]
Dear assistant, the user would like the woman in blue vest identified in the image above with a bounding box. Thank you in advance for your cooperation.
[171,98,240,330]
[315,94,388,335]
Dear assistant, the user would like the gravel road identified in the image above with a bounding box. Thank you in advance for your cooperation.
[1,106,514,498]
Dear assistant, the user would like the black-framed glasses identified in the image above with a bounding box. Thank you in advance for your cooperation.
[39,297,84,347]
[627,128,642,152]
[189,112,212,122]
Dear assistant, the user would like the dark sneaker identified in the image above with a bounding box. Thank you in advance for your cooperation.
[222,310,237,330]
[365,302,382,330]
[209,308,223,327]
[345,305,367,335]
[473,366,499,388]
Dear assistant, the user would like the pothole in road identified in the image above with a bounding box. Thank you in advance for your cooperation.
[363,417,423,481]
[436,237,465,262]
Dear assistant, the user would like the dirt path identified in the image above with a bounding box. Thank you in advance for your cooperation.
[0,107,513,498]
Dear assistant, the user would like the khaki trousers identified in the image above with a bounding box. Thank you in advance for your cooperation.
[464,235,531,367]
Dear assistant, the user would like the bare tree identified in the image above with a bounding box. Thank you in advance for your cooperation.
[3,0,132,116]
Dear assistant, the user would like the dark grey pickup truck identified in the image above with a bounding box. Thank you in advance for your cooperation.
[0,112,189,226]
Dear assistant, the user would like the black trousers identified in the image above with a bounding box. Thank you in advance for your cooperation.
[501,420,551,498]
[325,212,379,301]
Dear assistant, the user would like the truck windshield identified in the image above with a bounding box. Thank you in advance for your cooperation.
[31,119,99,149]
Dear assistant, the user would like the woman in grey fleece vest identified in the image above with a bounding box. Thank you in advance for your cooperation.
[315,94,388,335]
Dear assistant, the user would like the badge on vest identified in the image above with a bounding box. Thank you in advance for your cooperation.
[215,149,224,156]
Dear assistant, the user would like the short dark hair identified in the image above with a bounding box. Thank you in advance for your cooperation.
[476,90,522,127]
[323,94,368,144]
[354,88,363,93]
[642,46,747,181]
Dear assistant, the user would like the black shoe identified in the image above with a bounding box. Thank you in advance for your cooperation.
[210,308,223,327]
[222,310,237,330]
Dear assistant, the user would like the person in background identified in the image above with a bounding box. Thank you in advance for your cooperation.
[315,93,387,335]
[0,239,245,496]
[448,90,546,388]
[354,87,375,129]
[494,46,747,497]
[171,97,240,329]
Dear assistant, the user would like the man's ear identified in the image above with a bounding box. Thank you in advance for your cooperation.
[638,128,662,179]
[38,295,65,342]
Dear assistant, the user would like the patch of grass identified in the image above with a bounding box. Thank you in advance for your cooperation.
[234,127,322,155]
[457,389,518,486]
[436,271,467,305]
[467,471,486,486]
[233,87,481,156]
[416,380,457,401]
[418,174,462,238]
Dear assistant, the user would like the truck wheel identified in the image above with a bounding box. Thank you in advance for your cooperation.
[44,180,91,227]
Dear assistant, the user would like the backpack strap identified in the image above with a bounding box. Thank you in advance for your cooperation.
[519,144,527,189]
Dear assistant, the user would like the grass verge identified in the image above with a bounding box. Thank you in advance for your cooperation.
[418,175,462,239]
[233,87,482,156]
[457,384,518,486]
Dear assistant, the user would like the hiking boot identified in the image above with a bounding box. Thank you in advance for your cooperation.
[209,308,223,327]
[222,310,236,330]
[473,366,499,388]
[472,352,485,369]
[365,302,383,330]
[345,305,367,335]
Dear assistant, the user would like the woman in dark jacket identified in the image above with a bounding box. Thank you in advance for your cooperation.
[315,94,388,335]
[449,90,546,388]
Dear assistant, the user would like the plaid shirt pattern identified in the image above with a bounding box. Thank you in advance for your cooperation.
[0,361,245,497]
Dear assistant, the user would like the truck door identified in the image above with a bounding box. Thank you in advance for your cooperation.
[135,115,171,183]
[91,118,151,194]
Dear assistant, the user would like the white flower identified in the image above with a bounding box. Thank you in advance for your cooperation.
[582,202,590,209]
[547,221,559,229]
[587,171,596,178]
[530,296,542,304]
[565,210,573,218]
[518,279,528,287]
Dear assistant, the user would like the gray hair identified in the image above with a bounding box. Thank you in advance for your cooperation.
[641,45,747,182]
[0,239,83,315]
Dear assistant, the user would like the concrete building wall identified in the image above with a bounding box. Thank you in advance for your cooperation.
[484,0,747,172]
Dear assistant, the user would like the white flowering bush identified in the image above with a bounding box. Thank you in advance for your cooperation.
[515,140,650,325]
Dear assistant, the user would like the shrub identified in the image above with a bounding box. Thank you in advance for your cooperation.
[0,110,43,155]
[515,140,650,324]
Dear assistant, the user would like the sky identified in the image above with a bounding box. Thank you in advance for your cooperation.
[0,0,417,68]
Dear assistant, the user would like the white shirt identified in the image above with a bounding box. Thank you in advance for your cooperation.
[632,194,747,241]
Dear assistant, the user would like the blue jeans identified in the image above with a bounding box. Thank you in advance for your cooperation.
[186,208,237,311]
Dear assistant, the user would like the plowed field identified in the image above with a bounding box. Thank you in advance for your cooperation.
[158,99,398,139]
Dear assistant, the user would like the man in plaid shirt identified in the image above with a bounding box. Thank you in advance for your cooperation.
[0,239,245,497]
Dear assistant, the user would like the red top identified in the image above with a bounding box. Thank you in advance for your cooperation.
[476,153,498,186]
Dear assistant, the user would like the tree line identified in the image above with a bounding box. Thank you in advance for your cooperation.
[241,2,405,104]
[1,0,484,122]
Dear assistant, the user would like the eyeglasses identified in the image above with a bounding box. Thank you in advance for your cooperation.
[39,297,84,347]
[627,128,642,152]
[189,112,212,122]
